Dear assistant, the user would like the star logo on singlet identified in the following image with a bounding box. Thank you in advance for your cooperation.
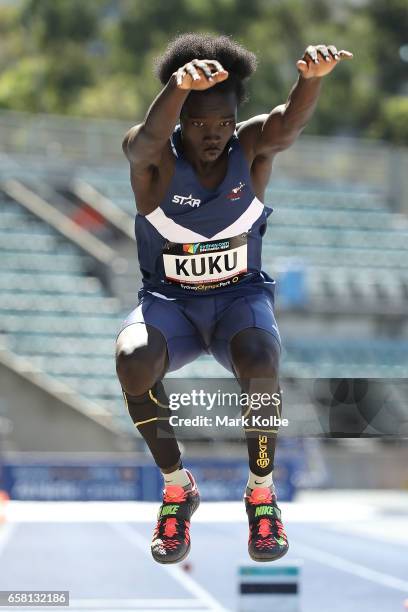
[172,194,201,207]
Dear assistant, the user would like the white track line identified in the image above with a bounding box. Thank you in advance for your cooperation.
[4,500,377,523]
[329,520,408,546]
[69,598,208,608]
[20,608,203,612]
[110,523,229,612]
[296,542,408,593]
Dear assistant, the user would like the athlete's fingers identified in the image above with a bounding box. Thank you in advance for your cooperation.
[212,69,229,83]
[327,45,340,61]
[185,62,202,82]
[204,59,226,75]
[194,61,213,80]
[305,45,319,64]
[316,44,331,63]
[176,67,187,87]
[338,49,354,60]
[176,58,229,89]
[198,59,229,82]
[193,60,214,81]
[296,59,309,75]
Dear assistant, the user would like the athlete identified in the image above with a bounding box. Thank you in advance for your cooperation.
[116,34,353,564]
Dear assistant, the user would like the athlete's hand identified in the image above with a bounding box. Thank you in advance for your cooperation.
[174,59,229,90]
[296,45,353,79]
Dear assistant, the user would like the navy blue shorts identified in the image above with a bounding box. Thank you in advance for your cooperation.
[117,288,281,374]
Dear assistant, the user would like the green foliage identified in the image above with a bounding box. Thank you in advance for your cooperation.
[21,0,98,47]
[0,0,406,143]
[368,0,408,94]
[370,97,408,144]
[0,6,25,72]
[0,57,46,112]
[0,47,93,114]
[70,75,142,120]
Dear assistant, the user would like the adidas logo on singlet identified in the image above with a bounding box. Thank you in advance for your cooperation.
[172,194,201,208]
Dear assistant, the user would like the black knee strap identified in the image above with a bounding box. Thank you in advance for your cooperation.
[122,381,181,470]
[123,381,170,426]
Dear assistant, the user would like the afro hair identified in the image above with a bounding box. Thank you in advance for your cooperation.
[154,33,257,105]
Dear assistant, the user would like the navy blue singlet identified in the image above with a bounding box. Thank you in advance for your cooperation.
[135,125,274,299]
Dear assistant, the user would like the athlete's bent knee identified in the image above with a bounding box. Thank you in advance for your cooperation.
[115,324,168,396]
[231,331,280,382]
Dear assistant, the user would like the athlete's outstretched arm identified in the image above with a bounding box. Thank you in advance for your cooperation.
[238,44,353,159]
[122,78,189,168]
[123,60,229,169]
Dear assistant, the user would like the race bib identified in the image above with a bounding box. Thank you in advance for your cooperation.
[162,234,248,292]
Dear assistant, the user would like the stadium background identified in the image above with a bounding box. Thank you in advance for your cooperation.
[0,1,407,611]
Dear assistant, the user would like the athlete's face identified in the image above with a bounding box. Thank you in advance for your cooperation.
[180,90,237,163]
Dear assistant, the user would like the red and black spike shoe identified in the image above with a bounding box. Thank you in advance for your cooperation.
[245,487,289,562]
[151,470,200,564]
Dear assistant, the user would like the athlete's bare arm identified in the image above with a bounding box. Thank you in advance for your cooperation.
[123,60,229,215]
[122,77,189,215]
[238,44,353,195]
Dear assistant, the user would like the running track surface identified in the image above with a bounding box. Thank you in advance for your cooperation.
[0,491,407,612]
